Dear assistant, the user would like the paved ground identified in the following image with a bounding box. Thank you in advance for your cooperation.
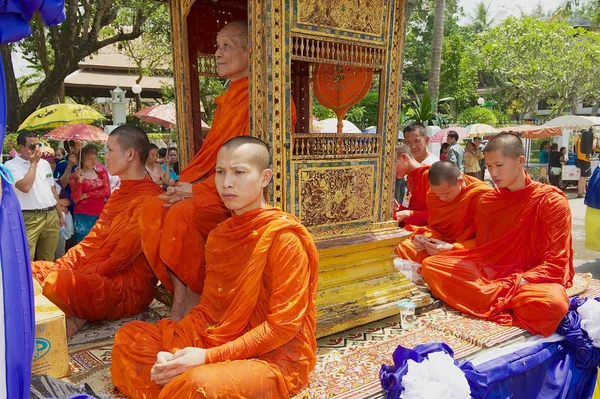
[567,189,600,277]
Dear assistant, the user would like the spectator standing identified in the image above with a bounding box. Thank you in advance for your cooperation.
[575,133,593,198]
[440,143,449,161]
[539,140,550,165]
[55,147,66,161]
[4,132,64,261]
[549,143,563,187]
[69,144,110,242]
[403,122,439,165]
[464,141,484,178]
[446,131,464,172]
[161,147,180,183]
[560,147,568,164]
[146,143,169,187]
[473,136,486,180]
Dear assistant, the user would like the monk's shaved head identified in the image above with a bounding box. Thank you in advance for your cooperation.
[484,133,524,158]
[395,143,414,159]
[429,161,461,186]
[220,136,271,170]
[109,124,150,164]
[220,20,248,49]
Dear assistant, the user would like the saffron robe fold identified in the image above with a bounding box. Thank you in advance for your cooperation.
[31,177,162,320]
[395,174,492,263]
[112,207,319,399]
[398,165,430,226]
[421,176,573,337]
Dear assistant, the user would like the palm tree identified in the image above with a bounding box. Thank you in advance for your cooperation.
[471,1,497,33]
[427,0,445,98]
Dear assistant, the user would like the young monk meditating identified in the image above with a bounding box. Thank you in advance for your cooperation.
[395,161,492,263]
[421,133,573,337]
[32,125,163,336]
[141,20,297,321]
[394,143,430,226]
[111,136,319,399]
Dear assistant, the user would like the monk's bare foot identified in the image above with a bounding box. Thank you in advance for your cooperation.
[168,269,187,321]
[66,316,86,337]
[182,288,201,318]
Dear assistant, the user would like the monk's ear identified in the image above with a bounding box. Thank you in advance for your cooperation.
[261,168,273,188]
[456,176,464,186]
[517,155,526,168]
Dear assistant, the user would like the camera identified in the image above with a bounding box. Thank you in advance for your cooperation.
[29,143,42,151]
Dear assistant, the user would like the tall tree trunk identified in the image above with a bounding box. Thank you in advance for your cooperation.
[1,45,22,132]
[427,0,446,98]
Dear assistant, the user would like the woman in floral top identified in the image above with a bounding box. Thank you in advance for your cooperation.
[69,144,110,242]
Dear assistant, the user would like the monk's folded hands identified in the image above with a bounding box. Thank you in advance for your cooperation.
[150,347,207,386]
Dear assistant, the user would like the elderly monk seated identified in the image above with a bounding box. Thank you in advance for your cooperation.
[395,161,492,263]
[422,133,573,337]
[394,143,430,226]
[32,125,163,336]
[111,136,318,399]
[140,20,297,321]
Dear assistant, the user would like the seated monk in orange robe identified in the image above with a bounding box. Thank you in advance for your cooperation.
[112,136,318,399]
[395,161,492,263]
[31,125,162,336]
[421,133,573,337]
[394,143,430,227]
[140,20,297,321]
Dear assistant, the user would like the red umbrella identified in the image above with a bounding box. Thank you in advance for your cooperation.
[134,104,210,130]
[430,127,469,143]
[42,123,108,143]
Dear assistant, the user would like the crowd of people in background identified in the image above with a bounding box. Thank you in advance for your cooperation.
[2,132,176,262]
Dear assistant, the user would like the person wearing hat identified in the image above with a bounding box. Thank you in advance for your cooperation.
[4,132,64,261]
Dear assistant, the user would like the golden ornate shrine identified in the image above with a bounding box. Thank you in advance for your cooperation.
[169,0,426,337]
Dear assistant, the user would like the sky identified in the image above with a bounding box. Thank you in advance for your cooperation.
[458,0,566,24]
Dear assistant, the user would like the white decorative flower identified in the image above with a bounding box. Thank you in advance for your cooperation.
[401,351,471,399]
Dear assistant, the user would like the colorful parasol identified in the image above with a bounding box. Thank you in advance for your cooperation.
[467,124,500,137]
[313,64,373,133]
[42,123,108,143]
[18,104,105,131]
[430,127,469,143]
[134,104,210,130]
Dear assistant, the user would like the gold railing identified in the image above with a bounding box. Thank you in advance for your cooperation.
[292,133,380,159]
[197,54,219,77]
[291,35,385,69]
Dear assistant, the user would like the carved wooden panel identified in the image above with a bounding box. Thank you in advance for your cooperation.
[298,165,374,226]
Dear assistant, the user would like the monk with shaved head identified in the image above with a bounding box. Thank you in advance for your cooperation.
[394,143,431,226]
[140,21,296,321]
[421,133,573,337]
[112,137,318,398]
[32,125,163,336]
[395,161,492,263]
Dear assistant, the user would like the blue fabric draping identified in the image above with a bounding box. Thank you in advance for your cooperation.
[0,0,66,43]
[379,342,487,399]
[474,340,597,399]
[0,167,35,399]
[585,166,600,210]
[1,2,65,398]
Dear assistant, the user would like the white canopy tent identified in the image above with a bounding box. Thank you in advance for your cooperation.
[542,115,600,153]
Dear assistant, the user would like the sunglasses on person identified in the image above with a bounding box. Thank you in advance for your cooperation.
[29,143,42,150]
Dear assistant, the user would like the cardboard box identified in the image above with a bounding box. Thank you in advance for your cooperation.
[32,295,70,378]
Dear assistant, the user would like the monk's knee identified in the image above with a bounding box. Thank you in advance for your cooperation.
[512,283,569,336]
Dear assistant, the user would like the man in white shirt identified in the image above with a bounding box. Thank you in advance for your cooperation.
[5,132,63,261]
[403,122,439,165]
[446,130,464,172]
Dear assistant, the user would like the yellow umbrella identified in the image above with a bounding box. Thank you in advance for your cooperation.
[18,104,106,131]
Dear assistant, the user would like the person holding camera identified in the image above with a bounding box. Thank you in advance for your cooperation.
[4,132,64,261]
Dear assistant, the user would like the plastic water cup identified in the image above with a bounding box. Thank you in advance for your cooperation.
[397,300,416,330]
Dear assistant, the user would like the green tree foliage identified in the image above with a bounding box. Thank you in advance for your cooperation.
[404,88,452,126]
[470,1,497,33]
[2,0,163,132]
[457,107,497,125]
[460,16,600,118]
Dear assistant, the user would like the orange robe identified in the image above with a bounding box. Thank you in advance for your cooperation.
[398,165,430,226]
[141,78,297,295]
[421,176,573,336]
[31,177,162,320]
[395,174,492,263]
[112,207,318,399]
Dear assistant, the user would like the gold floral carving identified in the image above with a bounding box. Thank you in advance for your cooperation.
[299,166,374,226]
[297,0,387,36]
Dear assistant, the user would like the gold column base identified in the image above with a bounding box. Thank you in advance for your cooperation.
[315,229,429,338]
